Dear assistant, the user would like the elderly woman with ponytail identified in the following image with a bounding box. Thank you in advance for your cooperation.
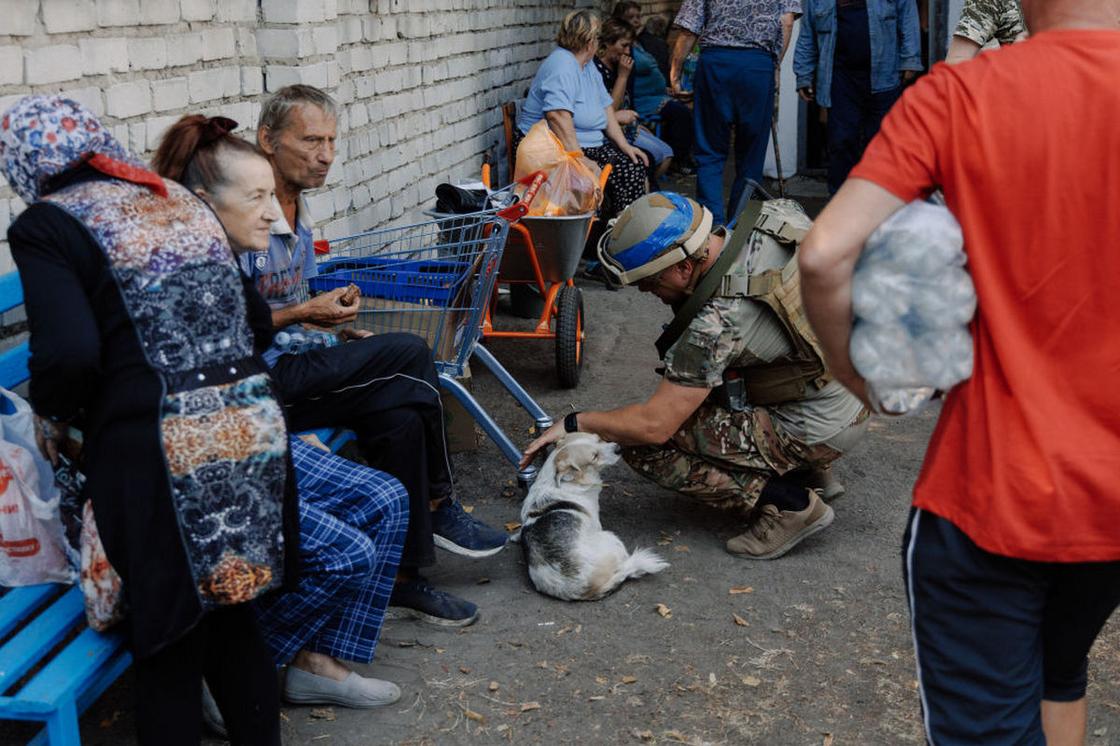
[152,115,410,719]
[1,96,296,745]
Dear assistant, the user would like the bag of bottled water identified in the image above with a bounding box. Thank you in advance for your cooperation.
[849,201,976,415]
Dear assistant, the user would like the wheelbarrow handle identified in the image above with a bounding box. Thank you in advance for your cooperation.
[497,171,547,222]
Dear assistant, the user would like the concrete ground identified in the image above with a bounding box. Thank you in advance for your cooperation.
[4,175,1119,745]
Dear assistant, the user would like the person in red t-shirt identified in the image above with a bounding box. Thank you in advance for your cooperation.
[796,0,1120,742]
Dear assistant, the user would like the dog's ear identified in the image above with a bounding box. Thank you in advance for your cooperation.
[553,446,582,485]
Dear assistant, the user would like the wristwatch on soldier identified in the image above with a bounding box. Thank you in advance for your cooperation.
[564,411,580,433]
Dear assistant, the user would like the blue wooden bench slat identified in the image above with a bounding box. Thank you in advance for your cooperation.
[20,627,129,706]
[0,272,24,315]
[0,585,59,640]
[0,588,84,693]
[0,341,31,389]
[27,649,132,746]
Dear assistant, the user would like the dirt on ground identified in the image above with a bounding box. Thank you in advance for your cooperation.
[4,177,1119,745]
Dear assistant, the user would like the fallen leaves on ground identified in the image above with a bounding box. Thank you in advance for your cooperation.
[460,666,471,674]
[823,734,834,746]
[632,729,654,741]
[655,603,673,619]
[489,681,500,691]
[729,586,754,595]
[462,707,486,723]
[621,675,638,684]
[309,707,336,721]
[742,675,761,687]
[733,613,749,627]
[520,701,541,712]
[674,544,690,552]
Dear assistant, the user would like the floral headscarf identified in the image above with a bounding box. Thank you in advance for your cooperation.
[0,95,166,204]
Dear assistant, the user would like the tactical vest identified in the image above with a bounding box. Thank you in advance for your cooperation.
[45,178,289,609]
[662,199,831,408]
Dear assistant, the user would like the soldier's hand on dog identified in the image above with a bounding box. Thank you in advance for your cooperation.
[520,420,567,468]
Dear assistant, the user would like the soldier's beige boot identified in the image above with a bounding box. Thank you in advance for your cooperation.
[726,489,834,560]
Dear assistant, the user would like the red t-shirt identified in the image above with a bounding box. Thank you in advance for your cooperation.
[850,30,1120,562]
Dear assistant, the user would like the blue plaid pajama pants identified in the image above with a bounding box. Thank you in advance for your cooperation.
[254,438,408,665]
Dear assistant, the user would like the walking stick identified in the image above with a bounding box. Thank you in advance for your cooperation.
[771,73,787,198]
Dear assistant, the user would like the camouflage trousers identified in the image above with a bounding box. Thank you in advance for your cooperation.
[622,403,849,514]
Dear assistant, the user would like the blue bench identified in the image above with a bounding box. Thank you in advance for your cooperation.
[0,271,132,745]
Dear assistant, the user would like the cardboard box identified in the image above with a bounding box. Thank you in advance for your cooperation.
[356,297,462,362]
[441,363,480,453]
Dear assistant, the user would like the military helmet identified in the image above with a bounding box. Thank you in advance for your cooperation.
[597,192,714,285]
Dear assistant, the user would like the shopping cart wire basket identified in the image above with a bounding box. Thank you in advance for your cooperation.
[309,185,552,486]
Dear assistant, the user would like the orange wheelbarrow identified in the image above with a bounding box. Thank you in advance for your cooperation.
[480,163,611,388]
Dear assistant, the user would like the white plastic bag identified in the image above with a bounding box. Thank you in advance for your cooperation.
[0,438,76,586]
[0,387,61,519]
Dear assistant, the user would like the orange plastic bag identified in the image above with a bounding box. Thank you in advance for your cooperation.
[514,120,565,180]
[514,122,602,216]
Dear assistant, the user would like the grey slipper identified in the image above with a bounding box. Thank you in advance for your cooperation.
[284,666,401,708]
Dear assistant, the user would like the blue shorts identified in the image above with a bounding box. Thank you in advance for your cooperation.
[903,509,1120,744]
[631,126,672,165]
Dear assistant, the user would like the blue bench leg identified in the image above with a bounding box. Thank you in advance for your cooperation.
[45,700,80,746]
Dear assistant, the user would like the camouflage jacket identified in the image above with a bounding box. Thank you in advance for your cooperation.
[954,0,1026,47]
[661,200,865,444]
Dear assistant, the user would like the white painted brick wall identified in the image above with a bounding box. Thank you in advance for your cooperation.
[0,0,677,275]
[24,45,82,85]
[0,46,21,86]
[42,0,98,34]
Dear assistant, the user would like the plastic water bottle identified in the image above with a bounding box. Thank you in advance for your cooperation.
[849,200,976,416]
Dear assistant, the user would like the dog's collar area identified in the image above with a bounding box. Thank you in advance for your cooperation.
[526,500,587,519]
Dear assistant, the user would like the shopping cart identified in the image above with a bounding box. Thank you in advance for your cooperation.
[308,182,553,487]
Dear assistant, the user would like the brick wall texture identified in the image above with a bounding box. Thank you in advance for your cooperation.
[0,0,681,273]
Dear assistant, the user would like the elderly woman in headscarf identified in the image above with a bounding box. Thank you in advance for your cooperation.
[0,96,296,746]
[515,8,650,213]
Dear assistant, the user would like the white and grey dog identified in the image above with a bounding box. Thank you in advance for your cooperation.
[518,433,668,601]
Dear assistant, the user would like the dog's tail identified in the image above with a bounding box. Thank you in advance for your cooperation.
[587,547,668,600]
[618,547,669,579]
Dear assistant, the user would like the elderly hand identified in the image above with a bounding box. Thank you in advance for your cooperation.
[302,287,360,327]
[337,327,373,342]
[34,416,65,467]
[623,143,650,167]
[519,419,567,469]
[615,109,639,126]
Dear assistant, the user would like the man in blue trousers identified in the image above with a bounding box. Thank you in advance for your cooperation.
[670,0,800,227]
[794,0,922,194]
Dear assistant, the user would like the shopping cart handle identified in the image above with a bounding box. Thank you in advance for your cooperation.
[313,239,331,255]
[497,171,547,222]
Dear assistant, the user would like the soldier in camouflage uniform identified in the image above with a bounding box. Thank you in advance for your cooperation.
[522,193,868,559]
[946,0,1027,64]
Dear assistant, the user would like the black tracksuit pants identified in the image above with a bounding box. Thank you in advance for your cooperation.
[270,333,451,570]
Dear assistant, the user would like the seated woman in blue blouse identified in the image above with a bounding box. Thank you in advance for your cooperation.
[515,9,649,214]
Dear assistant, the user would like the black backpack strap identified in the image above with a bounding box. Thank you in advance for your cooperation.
[655,200,765,360]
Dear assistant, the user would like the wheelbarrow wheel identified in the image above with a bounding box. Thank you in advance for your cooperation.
[555,285,584,388]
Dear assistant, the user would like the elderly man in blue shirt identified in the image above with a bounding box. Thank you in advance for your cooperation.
[794,0,922,194]
[669,0,801,227]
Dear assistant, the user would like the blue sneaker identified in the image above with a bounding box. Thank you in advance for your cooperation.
[387,577,479,627]
[431,498,509,558]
